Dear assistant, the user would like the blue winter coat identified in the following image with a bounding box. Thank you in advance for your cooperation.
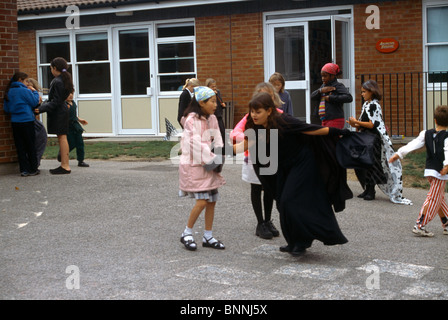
[4,81,40,123]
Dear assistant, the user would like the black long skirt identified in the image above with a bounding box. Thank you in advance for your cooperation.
[276,145,348,252]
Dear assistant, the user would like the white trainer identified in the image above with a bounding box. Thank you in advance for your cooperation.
[412,225,434,237]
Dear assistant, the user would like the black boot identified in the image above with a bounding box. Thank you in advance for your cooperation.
[256,222,273,239]
[363,184,376,201]
[357,189,369,198]
[265,220,280,237]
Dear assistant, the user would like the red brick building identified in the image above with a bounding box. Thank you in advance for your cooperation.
[0,0,19,173]
[1,0,447,170]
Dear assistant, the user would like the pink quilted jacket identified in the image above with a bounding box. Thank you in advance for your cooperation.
[179,112,225,192]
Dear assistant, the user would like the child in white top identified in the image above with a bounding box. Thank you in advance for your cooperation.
[390,105,448,236]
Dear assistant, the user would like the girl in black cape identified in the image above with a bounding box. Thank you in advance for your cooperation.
[234,92,352,256]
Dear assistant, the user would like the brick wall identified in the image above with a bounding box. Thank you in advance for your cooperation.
[354,1,423,135]
[0,0,19,169]
[18,30,37,79]
[196,12,265,125]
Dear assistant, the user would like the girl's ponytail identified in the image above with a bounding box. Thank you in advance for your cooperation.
[50,57,74,97]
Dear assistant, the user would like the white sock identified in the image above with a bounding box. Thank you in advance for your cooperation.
[203,230,216,243]
[183,226,193,236]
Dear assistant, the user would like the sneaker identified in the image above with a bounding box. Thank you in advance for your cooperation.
[20,171,29,177]
[412,225,434,237]
[28,170,40,176]
[443,227,448,235]
[78,161,89,167]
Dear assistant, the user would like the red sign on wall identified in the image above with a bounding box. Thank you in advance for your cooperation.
[376,38,399,53]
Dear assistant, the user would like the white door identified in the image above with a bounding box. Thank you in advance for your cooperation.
[113,26,157,134]
[266,22,310,121]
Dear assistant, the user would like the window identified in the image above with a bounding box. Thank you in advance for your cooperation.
[76,33,111,94]
[38,32,112,94]
[118,29,150,95]
[426,5,448,83]
[157,24,196,92]
[39,35,70,92]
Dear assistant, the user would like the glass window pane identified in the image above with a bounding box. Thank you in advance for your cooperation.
[119,29,149,59]
[40,65,73,93]
[39,35,70,63]
[427,6,448,43]
[78,63,111,94]
[160,74,196,92]
[159,58,194,74]
[158,43,194,73]
[157,25,194,38]
[120,61,150,95]
[76,33,108,61]
[428,45,448,72]
[274,26,305,81]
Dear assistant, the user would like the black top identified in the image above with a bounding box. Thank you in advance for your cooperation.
[425,129,448,172]
[38,76,70,135]
[311,79,353,121]
[177,88,192,128]
[249,113,350,251]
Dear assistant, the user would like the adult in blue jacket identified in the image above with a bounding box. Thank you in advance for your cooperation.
[4,72,41,176]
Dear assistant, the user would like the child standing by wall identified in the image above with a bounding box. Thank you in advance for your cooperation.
[35,57,74,174]
[179,86,226,251]
[269,72,293,116]
[4,72,41,176]
[27,78,47,168]
[390,105,448,237]
[311,63,352,128]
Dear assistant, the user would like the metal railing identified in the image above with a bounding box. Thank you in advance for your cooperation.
[358,72,448,137]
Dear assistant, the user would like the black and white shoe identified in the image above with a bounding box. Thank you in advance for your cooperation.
[180,234,197,251]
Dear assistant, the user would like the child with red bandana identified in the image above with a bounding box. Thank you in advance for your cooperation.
[311,63,353,129]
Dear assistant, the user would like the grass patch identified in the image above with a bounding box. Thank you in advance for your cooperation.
[42,139,178,161]
[400,148,429,189]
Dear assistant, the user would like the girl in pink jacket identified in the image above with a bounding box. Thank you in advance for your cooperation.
[179,86,226,251]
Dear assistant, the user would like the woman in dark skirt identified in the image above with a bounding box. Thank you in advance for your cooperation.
[35,57,74,174]
[234,92,351,256]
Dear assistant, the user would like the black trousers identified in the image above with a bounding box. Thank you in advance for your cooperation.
[12,121,38,173]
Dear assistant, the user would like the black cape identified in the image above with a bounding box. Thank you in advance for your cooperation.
[249,114,351,251]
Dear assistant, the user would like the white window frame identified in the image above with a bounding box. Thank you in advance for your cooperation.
[155,21,196,97]
[423,0,448,89]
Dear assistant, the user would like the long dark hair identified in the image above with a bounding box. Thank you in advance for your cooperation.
[51,57,74,96]
[183,96,211,119]
[362,79,382,101]
[4,71,28,102]
[246,92,285,142]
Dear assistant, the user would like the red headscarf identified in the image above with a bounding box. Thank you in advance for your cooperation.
[321,63,340,75]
